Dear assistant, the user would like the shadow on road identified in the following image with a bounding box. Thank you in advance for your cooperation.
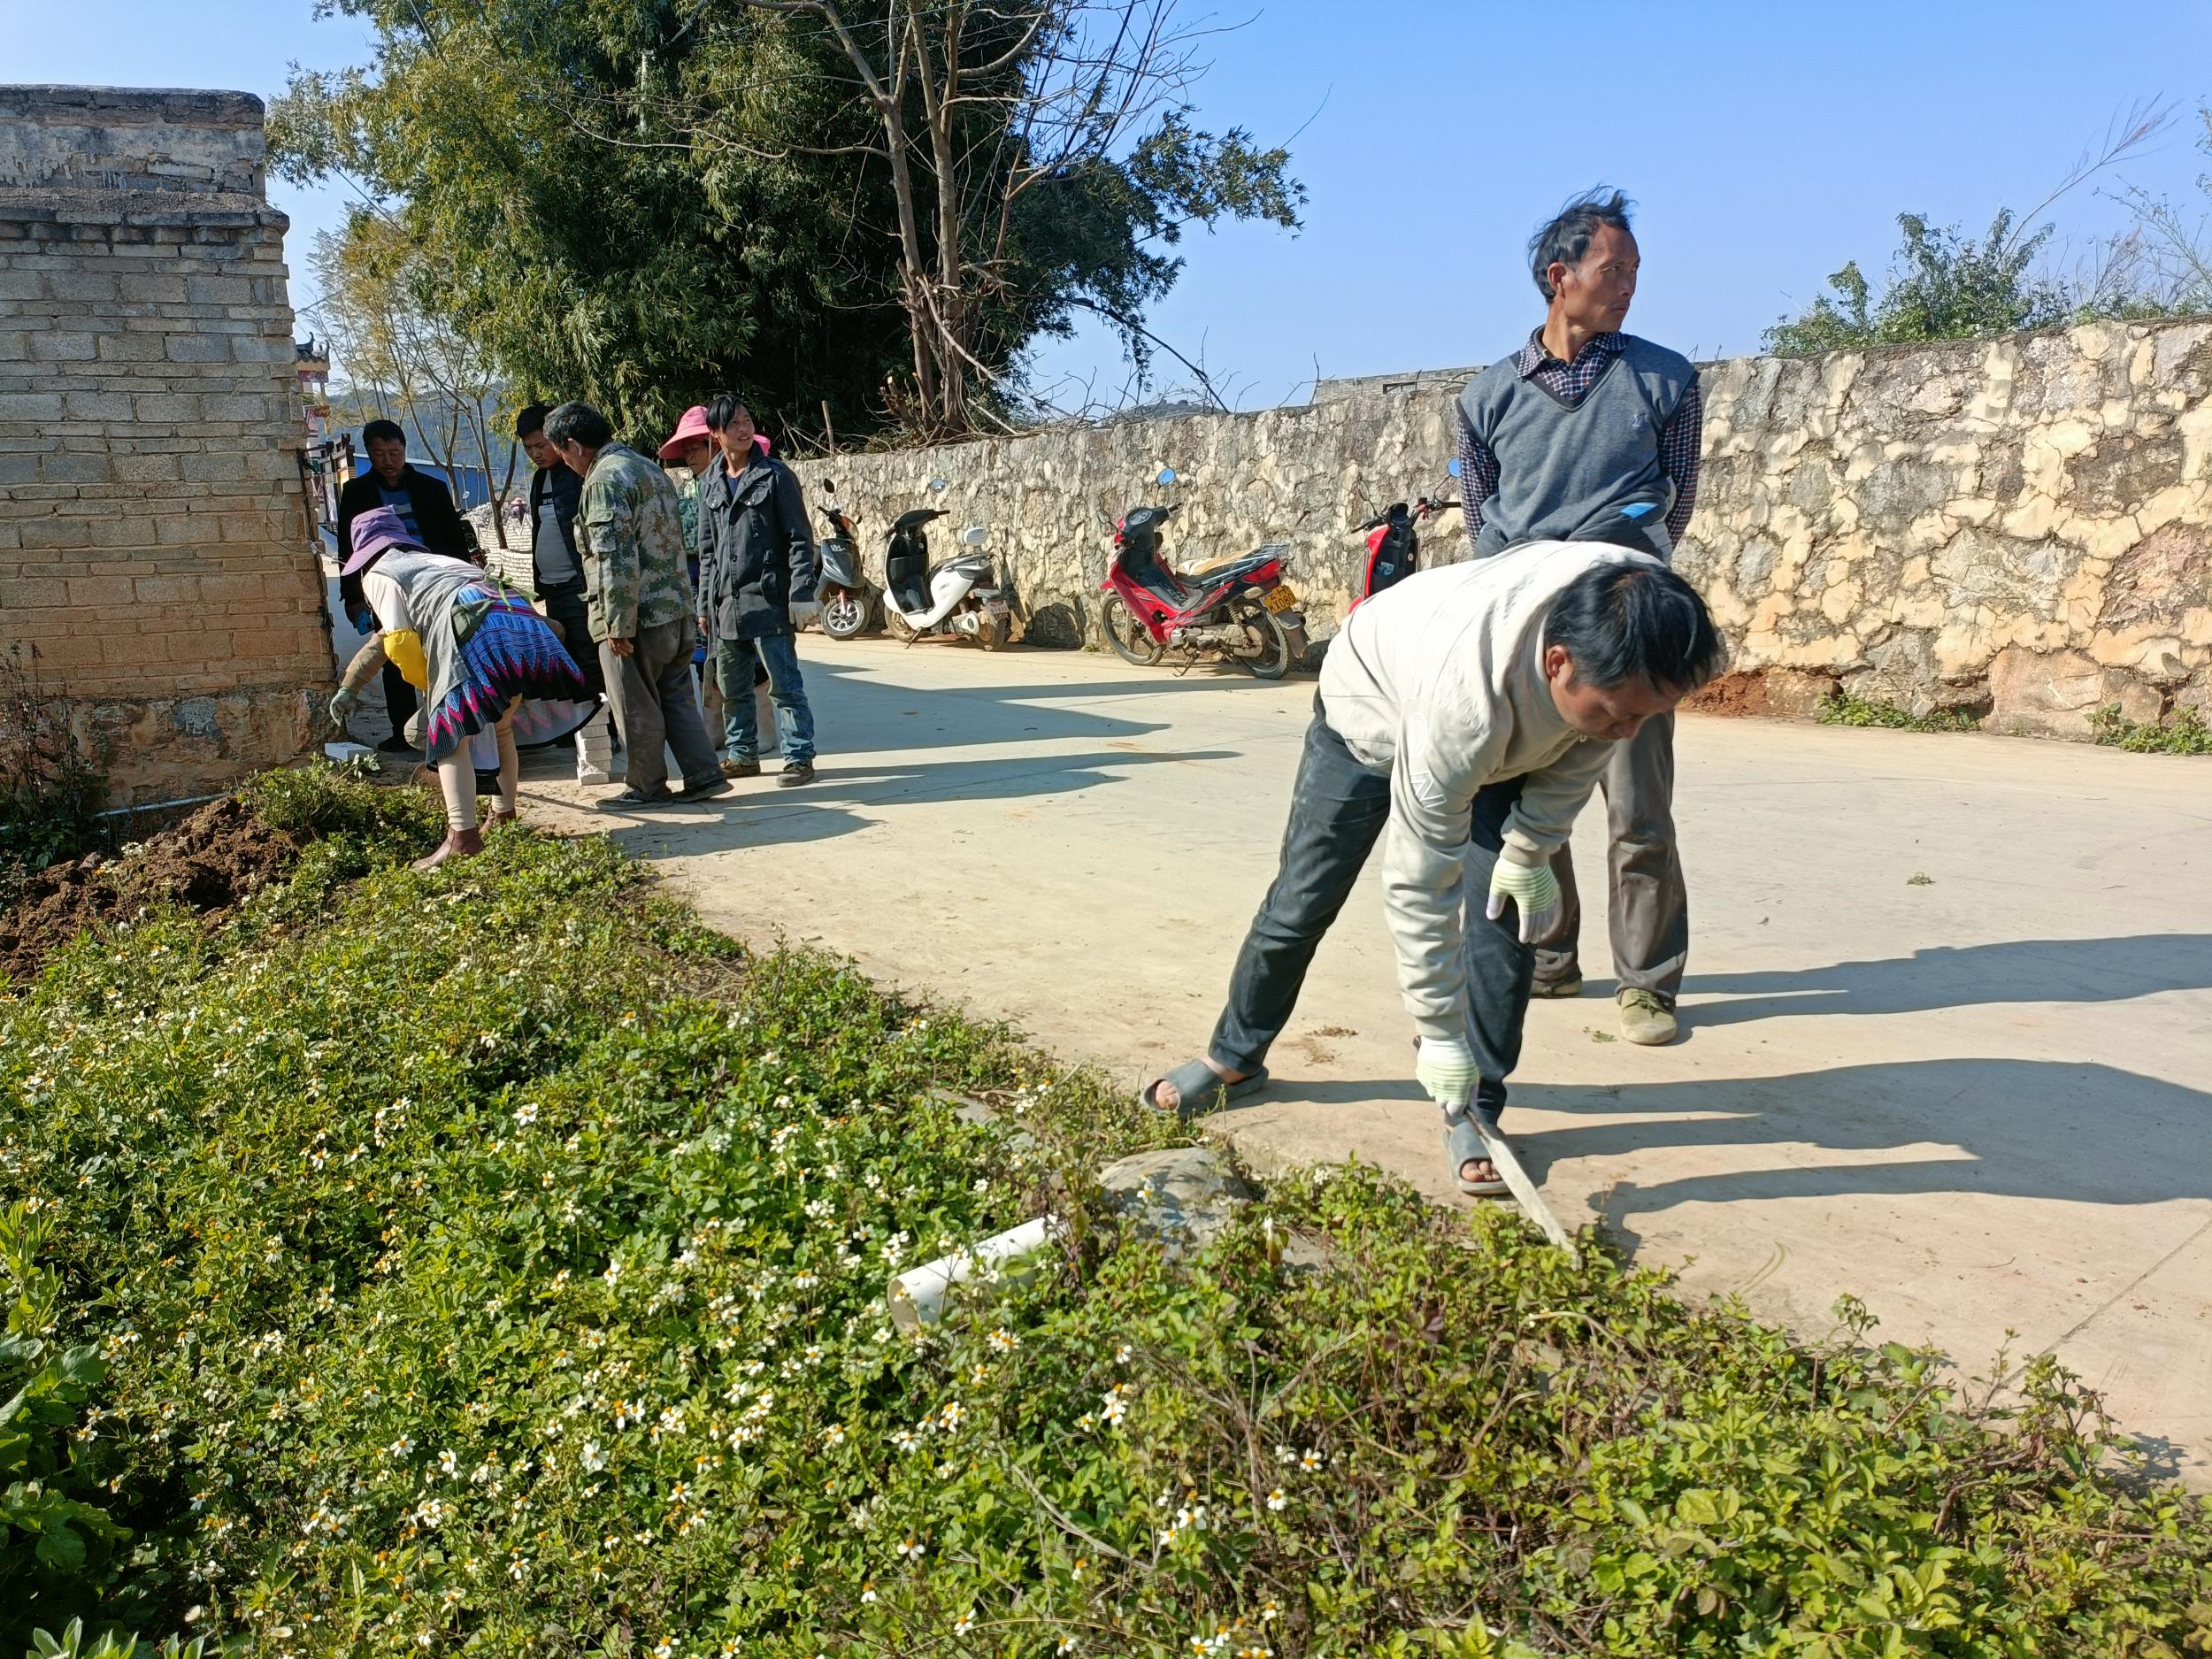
[554,744,1239,853]
[1681,936,2212,1024]
[1242,1056,2211,1223]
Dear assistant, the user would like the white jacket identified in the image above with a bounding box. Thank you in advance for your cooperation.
[1318,540,1662,1041]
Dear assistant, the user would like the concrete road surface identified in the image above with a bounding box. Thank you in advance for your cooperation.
[522,636,2212,1483]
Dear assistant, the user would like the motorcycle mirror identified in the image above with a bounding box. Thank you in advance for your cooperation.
[928,477,949,493]
[959,525,989,546]
[1447,457,1462,478]
[1156,466,1177,486]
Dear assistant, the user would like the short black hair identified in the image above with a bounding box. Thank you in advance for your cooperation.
[362,418,405,448]
[514,403,551,440]
[704,392,753,433]
[1529,188,1634,301]
[1542,559,1726,694]
[544,401,614,451]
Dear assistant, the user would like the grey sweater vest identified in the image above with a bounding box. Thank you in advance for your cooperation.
[1459,334,1697,557]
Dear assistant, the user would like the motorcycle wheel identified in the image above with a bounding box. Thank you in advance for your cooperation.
[976,611,1008,650]
[1228,596,1292,680]
[884,608,917,642]
[821,588,872,640]
[1101,594,1163,666]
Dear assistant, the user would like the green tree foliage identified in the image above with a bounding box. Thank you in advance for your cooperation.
[271,0,1302,443]
[271,3,909,448]
[1763,211,2070,356]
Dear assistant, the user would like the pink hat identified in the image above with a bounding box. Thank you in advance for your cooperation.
[657,405,711,461]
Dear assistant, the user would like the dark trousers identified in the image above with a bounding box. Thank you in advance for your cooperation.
[380,660,418,736]
[539,580,606,699]
[600,618,720,796]
[1533,711,1686,999]
[1207,707,1537,1123]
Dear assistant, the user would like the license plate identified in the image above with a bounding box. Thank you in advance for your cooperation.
[1263,584,1299,614]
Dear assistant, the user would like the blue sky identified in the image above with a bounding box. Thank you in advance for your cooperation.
[11,0,2212,409]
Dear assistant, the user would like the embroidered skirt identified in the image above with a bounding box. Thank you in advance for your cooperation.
[419,595,591,762]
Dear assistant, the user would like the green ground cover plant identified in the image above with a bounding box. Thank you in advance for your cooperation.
[2088,703,2212,756]
[1816,693,1983,734]
[3,769,2208,1656]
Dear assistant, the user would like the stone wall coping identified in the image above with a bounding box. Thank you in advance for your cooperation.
[0,189,285,230]
[0,86,266,127]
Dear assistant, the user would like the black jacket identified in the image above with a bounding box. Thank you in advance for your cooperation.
[695,451,818,641]
[526,463,584,594]
[336,465,474,622]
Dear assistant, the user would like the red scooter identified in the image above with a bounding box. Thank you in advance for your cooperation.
[1352,479,1460,608]
[1098,469,1307,679]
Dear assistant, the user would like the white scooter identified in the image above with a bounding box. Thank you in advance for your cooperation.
[881,480,1012,649]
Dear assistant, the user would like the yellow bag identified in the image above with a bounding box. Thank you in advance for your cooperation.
[383,627,428,690]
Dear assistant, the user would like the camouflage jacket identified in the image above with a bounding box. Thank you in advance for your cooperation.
[577,442,695,643]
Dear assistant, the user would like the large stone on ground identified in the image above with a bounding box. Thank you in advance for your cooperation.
[1097,1146,1256,1257]
[1987,646,2105,739]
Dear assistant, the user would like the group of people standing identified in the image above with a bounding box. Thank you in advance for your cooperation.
[330,185,1723,1191]
[330,393,826,869]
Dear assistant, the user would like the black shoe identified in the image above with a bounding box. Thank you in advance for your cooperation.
[475,770,501,794]
[681,775,733,802]
[778,761,816,788]
[598,786,680,811]
[375,734,418,755]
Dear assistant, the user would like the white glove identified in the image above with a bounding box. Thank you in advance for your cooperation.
[1415,1035,1478,1117]
[1485,854,1562,945]
[328,686,362,726]
[788,600,822,630]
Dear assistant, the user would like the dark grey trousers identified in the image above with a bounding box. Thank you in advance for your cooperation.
[599,618,719,795]
[1533,710,1686,1000]
[1207,707,1537,1122]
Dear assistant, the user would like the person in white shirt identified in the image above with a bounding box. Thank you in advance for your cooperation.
[1140,541,1725,1194]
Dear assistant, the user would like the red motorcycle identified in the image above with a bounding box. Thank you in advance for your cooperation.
[1098,469,1307,679]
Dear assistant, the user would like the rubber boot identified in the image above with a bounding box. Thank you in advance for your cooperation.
[412,826,485,872]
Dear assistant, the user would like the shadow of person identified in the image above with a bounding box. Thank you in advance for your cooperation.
[1496,1057,2212,1250]
[1237,1056,2211,1220]
[565,744,1241,855]
[1682,936,2212,1025]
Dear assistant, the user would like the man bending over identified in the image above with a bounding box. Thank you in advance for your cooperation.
[1142,542,1724,1193]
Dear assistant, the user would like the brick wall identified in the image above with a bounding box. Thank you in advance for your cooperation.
[0,86,329,805]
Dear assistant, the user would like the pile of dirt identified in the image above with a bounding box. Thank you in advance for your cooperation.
[2,796,303,985]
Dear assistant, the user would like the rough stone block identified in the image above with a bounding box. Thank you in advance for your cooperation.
[1987,647,2105,740]
[30,331,97,362]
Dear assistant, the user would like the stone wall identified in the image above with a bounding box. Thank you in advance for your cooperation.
[793,319,2212,739]
[0,85,327,806]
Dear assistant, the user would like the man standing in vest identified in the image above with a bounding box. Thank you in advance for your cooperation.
[1456,188,1706,1047]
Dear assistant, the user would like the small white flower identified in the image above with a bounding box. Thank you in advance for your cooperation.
[1114,1344,1132,1365]
[822,1422,847,1448]
[1058,1640,1078,1655]
[896,1537,926,1562]
[580,1441,606,1472]
[515,1102,540,1126]
[436,1448,457,1478]
[1299,1447,1324,1472]
[953,1613,974,1635]
[1266,1486,1286,1511]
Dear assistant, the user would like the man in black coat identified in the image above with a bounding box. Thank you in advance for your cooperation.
[335,419,476,751]
[696,393,820,787]
[514,403,603,699]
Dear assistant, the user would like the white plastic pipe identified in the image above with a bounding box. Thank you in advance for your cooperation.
[887,1217,1054,1332]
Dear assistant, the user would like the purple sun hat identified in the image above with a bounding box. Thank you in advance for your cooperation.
[342,504,428,577]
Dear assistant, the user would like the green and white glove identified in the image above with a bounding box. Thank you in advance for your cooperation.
[327,686,362,726]
[1485,854,1561,945]
[1415,1034,1478,1117]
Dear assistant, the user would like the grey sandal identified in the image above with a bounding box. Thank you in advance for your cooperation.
[1444,1112,1509,1197]
[1140,1059,1269,1122]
